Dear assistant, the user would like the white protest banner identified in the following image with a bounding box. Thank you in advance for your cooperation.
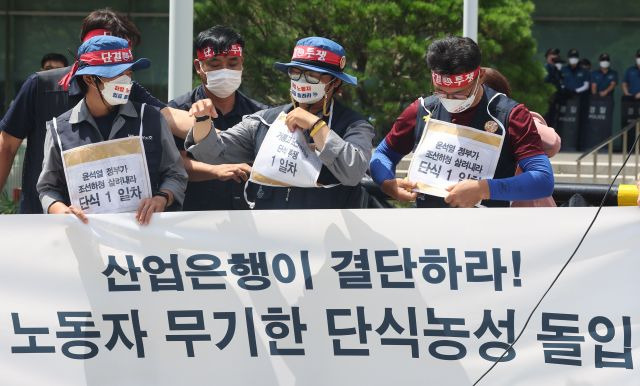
[250,112,322,187]
[408,117,503,198]
[0,208,638,386]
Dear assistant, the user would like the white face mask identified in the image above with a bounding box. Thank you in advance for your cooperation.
[555,63,563,71]
[290,79,327,104]
[100,75,132,106]
[202,66,242,98]
[437,79,480,114]
[636,58,640,66]
[568,57,579,66]
[600,61,610,69]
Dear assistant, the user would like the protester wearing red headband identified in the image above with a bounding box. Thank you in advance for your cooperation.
[37,36,187,224]
[0,8,196,214]
[185,37,374,209]
[170,25,267,211]
[370,36,553,208]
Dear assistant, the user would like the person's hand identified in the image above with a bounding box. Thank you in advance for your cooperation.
[380,178,418,202]
[285,107,318,132]
[188,99,218,143]
[212,163,251,183]
[635,92,640,100]
[599,91,607,97]
[136,195,168,225]
[48,202,88,224]
[444,179,490,208]
[188,98,219,119]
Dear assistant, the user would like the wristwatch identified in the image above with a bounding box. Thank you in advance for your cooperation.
[195,115,211,122]
[153,191,170,208]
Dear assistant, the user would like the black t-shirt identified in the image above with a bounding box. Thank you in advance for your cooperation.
[0,66,167,213]
[169,85,267,211]
[93,109,119,140]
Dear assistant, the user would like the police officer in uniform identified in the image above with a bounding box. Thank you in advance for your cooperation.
[622,49,640,101]
[543,48,564,127]
[591,53,618,98]
[562,49,591,150]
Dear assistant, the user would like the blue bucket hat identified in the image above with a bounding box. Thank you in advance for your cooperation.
[274,37,357,86]
[73,35,150,79]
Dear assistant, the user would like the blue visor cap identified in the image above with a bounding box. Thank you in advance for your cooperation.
[274,37,357,86]
[73,35,150,79]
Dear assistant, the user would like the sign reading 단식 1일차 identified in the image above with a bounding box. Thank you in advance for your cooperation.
[59,136,152,213]
[250,112,323,188]
[0,208,638,386]
[408,117,503,198]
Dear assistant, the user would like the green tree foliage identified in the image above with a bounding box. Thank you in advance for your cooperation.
[195,0,552,138]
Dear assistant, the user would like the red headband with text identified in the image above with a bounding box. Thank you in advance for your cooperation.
[431,67,480,88]
[58,29,127,90]
[292,45,346,69]
[197,44,243,60]
[82,29,112,42]
[79,48,134,66]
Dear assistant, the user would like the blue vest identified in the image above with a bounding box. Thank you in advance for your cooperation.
[250,101,368,209]
[413,85,518,208]
[49,101,164,204]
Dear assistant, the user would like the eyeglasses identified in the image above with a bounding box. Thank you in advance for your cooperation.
[432,78,479,100]
[287,68,327,84]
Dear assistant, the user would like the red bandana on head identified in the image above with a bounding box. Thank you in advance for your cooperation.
[58,29,128,91]
[291,45,346,69]
[78,48,134,66]
[431,67,480,88]
[82,29,112,42]
[197,44,243,61]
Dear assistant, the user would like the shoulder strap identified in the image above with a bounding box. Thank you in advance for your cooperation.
[414,96,439,145]
[485,87,518,136]
[52,118,63,152]
[138,103,146,137]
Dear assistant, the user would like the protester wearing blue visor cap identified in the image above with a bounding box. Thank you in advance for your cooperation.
[38,36,187,224]
[185,37,374,209]
[71,35,150,105]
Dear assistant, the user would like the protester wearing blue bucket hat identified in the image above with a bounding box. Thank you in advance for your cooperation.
[38,35,187,224]
[185,36,374,209]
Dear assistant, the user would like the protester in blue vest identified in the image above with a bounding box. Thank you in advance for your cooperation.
[170,25,267,211]
[591,53,618,98]
[622,49,640,101]
[185,37,375,209]
[37,36,187,224]
[370,36,553,208]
